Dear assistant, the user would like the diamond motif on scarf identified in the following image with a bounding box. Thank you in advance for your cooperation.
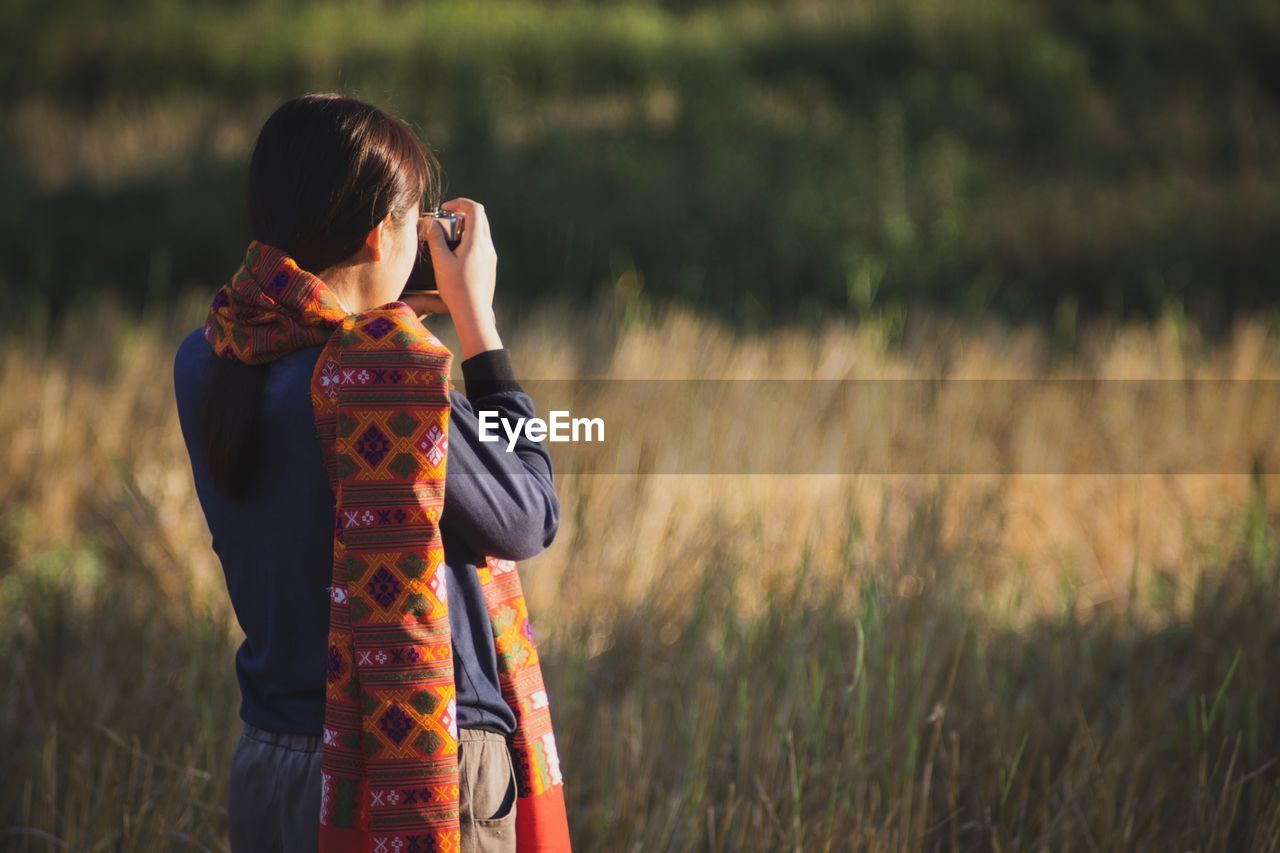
[427,562,446,599]
[356,423,391,466]
[318,359,342,399]
[377,703,414,745]
[363,316,395,340]
[366,566,403,609]
[441,698,456,739]
[326,644,344,683]
[419,424,447,466]
[269,271,290,293]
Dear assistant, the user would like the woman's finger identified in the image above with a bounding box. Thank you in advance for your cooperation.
[441,197,489,244]
[420,215,453,259]
[401,290,449,316]
[440,197,481,215]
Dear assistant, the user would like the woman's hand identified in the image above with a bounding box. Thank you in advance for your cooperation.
[403,198,504,360]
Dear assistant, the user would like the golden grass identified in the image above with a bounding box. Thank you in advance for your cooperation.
[2,290,1278,850]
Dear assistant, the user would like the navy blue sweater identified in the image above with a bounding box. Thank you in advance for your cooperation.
[172,328,559,736]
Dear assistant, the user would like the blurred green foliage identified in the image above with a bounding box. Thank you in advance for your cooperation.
[3,0,1279,328]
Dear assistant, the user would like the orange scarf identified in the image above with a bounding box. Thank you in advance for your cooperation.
[205,240,571,851]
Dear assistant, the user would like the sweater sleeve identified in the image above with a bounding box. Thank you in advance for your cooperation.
[440,348,560,561]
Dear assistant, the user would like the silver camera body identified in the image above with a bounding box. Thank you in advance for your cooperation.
[427,207,463,250]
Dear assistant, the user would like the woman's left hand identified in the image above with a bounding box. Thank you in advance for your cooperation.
[401,289,449,318]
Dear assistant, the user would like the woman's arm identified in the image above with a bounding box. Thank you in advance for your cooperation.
[403,198,556,559]
[440,347,560,561]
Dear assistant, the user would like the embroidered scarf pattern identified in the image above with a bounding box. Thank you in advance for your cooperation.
[204,241,571,851]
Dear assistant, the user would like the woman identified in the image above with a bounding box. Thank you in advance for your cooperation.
[172,93,570,852]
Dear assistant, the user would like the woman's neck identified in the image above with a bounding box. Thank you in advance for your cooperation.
[317,262,390,314]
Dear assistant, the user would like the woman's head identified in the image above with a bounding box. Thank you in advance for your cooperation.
[247,92,443,308]
[203,93,442,502]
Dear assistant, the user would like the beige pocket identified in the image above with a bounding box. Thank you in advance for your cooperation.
[473,742,517,827]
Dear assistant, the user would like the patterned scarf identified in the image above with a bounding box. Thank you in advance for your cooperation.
[204,240,571,851]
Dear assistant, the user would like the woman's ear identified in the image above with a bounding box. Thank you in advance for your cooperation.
[364,216,388,262]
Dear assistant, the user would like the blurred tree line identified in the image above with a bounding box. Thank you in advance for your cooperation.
[2,0,1279,330]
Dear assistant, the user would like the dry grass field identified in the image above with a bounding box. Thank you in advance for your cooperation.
[2,290,1279,850]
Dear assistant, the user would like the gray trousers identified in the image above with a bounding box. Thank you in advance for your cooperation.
[228,721,517,852]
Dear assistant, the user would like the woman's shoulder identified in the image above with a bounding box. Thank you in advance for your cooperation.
[174,325,211,363]
[173,326,217,398]
[322,305,454,392]
[337,303,450,356]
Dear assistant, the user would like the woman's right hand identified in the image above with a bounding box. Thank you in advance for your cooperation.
[419,197,504,359]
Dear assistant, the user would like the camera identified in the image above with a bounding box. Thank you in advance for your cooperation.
[427,208,463,250]
[404,207,463,294]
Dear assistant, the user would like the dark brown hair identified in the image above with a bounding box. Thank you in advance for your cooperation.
[202,93,444,501]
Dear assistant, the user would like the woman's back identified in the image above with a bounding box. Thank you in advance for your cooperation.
[174,327,334,734]
[174,327,544,738]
